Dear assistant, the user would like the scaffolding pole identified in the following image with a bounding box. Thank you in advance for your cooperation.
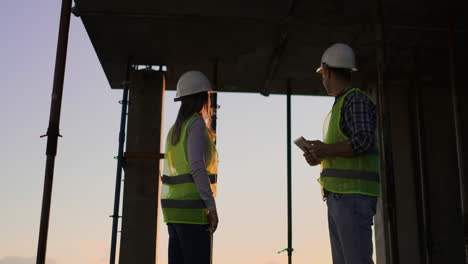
[109,78,130,264]
[211,58,219,134]
[210,59,219,264]
[286,79,293,264]
[36,0,72,263]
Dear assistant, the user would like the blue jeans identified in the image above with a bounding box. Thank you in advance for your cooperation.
[167,223,211,264]
[326,192,377,264]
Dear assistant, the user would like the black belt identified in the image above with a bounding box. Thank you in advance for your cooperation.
[321,169,379,182]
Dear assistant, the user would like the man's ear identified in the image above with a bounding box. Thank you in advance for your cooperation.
[324,68,331,80]
[327,69,334,80]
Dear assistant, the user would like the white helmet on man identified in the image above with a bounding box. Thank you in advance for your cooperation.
[174,71,213,101]
[316,43,358,73]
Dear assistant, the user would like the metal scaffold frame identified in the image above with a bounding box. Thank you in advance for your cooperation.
[109,74,130,264]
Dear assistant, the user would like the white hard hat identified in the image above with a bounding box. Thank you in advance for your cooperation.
[174,71,213,101]
[316,43,358,73]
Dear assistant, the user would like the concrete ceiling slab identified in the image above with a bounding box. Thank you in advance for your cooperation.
[73,0,468,95]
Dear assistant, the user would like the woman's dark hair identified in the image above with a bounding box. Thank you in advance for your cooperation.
[171,91,210,145]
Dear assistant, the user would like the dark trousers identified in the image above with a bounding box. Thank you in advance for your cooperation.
[326,192,377,264]
[168,223,212,264]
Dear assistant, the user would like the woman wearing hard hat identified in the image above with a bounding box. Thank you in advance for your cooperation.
[161,71,219,264]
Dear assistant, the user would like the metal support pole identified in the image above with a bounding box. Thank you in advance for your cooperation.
[210,90,217,264]
[375,0,399,263]
[286,78,293,264]
[448,19,468,262]
[109,81,130,264]
[211,58,220,133]
[36,0,72,263]
[211,93,218,133]
[210,59,219,264]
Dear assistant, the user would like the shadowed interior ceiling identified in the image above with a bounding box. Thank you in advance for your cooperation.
[74,0,467,95]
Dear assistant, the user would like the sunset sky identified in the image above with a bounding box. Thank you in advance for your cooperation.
[1,1,338,263]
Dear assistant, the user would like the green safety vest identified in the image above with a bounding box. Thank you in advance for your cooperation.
[318,88,380,197]
[161,113,218,224]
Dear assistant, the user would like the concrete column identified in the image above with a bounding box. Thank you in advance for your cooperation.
[119,70,165,264]
[387,79,423,264]
[364,83,385,264]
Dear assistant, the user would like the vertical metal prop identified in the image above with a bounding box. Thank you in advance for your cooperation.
[375,0,400,263]
[36,0,72,263]
[210,59,219,264]
[448,19,468,262]
[211,58,219,133]
[286,78,293,264]
[109,71,130,264]
[209,92,217,264]
[211,94,218,133]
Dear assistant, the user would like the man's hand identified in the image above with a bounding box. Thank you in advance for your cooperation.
[303,151,321,166]
[207,210,219,235]
[308,140,330,159]
[308,140,355,158]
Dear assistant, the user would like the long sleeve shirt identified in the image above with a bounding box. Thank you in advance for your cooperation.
[337,88,377,155]
[186,117,217,214]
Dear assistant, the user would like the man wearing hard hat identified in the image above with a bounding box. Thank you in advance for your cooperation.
[304,43,379,264]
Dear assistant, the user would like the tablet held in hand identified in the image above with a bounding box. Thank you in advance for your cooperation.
[294,136,311,153]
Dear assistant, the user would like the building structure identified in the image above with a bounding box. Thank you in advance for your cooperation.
[38,0,468,263]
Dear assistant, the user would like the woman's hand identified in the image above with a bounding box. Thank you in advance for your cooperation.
[207,210,219,235]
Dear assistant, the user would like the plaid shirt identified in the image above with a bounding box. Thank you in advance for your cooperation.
[335,88,377,154]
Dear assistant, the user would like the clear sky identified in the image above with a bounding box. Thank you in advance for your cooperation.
[1,1,337,263]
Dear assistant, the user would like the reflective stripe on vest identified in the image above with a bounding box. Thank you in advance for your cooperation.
[161,174,218,184]
[319,88,380,197]
[321,168,379,182]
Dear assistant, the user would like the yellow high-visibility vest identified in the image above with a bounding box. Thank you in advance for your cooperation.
[161,113,218,224]
[319,88,380,197]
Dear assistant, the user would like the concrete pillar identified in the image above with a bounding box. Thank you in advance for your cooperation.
[375,198,386,264]
[119,70,165,264]
[387,79,423,264]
